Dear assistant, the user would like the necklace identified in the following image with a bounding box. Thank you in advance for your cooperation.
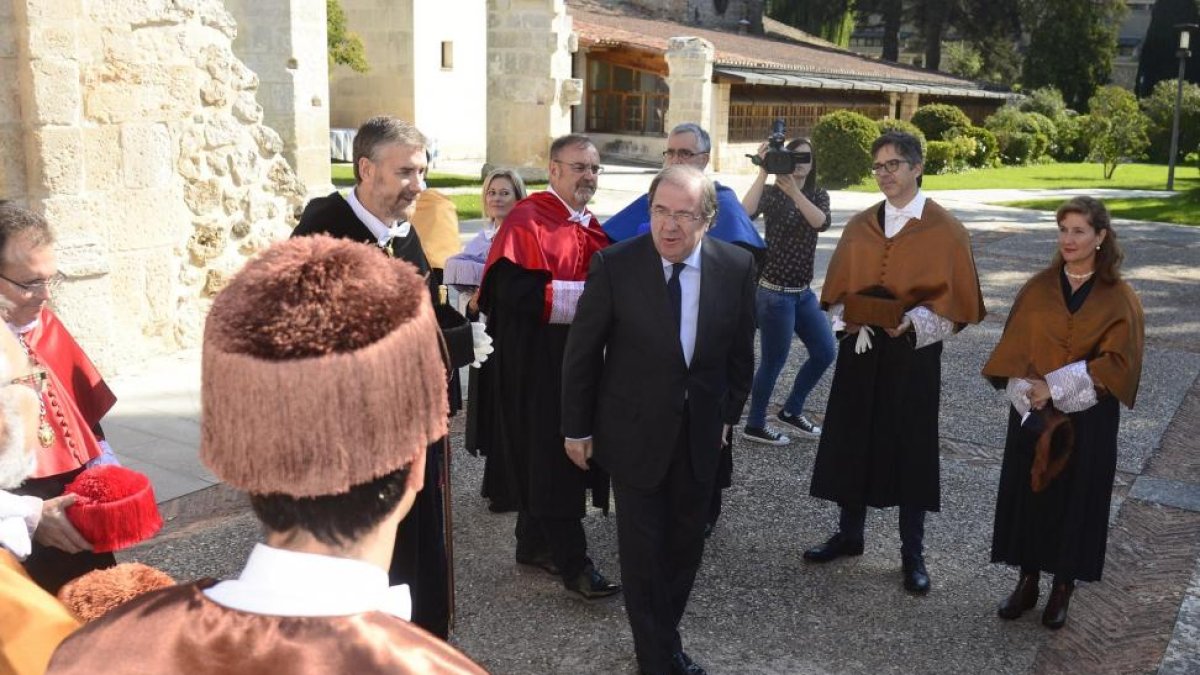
[1064,267,1094,281]
[16,334,55,447]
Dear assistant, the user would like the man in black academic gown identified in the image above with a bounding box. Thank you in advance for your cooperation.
[292,115,488,637]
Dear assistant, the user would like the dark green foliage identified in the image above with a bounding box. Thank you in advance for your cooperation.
[1053,113,1093,162]
[1142,79,1200,164]
[910,104,972,141]
[1134,0,1200,98]
[993,131,1037,165]
[876,118,927,155]
[767,0,857,45]
[812,110,879,188]
[1022,0,1126,111]
[947,126,999,167]
[1019,87,1068,120]
[328,0,369,73]
[984,107,1054,160]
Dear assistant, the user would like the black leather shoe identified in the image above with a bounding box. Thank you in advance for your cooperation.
[902,556,931,594]
[802,532,864,562]
[564,564,621,599]
[670,651,706,675]
[1042,581,1074,629]
[997,571,1040,620]
[515,551,560,576]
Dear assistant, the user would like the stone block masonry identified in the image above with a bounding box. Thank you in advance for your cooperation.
[6,0,307,372]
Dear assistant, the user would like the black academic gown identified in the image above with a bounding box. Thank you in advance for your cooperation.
[294,191,473,638]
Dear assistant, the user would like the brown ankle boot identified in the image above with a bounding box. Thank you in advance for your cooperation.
[1042,581,1074,629]
[997,572,1040,620]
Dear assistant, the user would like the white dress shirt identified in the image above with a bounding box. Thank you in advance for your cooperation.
[345,187,411,247]
[883,190,927,238]
[663,240,703,367]
[204,543,413,619]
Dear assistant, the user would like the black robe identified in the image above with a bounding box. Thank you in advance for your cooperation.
[990,274,1120,582]
[293,191,473,637]
[475,260,608,517]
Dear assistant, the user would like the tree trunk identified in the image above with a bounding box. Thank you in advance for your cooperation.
[881,0,901,62]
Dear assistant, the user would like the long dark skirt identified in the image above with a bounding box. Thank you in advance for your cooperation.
[991,396,1120,582]
[810,331,943,511]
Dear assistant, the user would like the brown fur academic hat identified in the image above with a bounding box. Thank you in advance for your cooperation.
[200,235,448,498]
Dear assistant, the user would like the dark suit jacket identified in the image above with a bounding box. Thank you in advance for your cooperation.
[560,234,757,491]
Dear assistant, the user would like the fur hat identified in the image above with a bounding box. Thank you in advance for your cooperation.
[200,235,448,498]
[63,465,162,553]
[57,563,176,622]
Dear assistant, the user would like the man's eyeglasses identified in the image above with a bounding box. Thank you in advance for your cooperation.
[650,205,704,226]
[553,160,604,175]
[0,272,64,294]
[662,149,708,160]
[871,159,910,175]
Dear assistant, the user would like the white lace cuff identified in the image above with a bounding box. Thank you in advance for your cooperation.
[829,303,846,332]
[907,306,956,349]
[1045,360,1098,413]
[549,280,586,324]
[1006,378,1033,418]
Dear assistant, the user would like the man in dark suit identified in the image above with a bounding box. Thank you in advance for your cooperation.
[561,165,757,675]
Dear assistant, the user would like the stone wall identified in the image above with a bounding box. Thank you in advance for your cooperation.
[6,0,306,371]
[328,1,415,129]
[224,0,332,197]
[486,0,580,180]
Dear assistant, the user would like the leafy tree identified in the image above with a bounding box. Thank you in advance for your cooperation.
[1018,86,1068,120]
[1085,86,1150,179]
[943,41,982,79]
[1142,79,1200,163]
[1134,0,1200,98]
[328,0,369,73]
[1022,0,1126,111]
[768,0,858,45]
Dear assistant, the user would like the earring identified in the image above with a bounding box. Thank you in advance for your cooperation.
[1095,244,1101,250]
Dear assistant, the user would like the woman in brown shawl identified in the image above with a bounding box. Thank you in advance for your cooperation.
[982,196,1144,630]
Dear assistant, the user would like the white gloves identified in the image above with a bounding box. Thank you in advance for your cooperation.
[470,322,494,368]
[854,325,874,354]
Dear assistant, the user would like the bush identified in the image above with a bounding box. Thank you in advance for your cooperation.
[924,137,975,175]
[994,131,1038,165]
[1053,112,1092,162]
[946,126,999,168]
[985,106,1055,160]
[1085,86,1150,179]
[812,110,879,188]
[1019,86,1068,120]
[1142,79,1200,164]
[876,118,927,154]
[910,104,973,141]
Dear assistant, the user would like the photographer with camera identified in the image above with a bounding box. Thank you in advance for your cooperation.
[739,132,834,446]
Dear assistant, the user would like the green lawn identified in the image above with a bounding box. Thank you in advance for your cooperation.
[331,163,483,189]
[1000,189,1200,226]
[846,162,1200,192]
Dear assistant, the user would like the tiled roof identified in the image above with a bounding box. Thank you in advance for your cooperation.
[569,6,996,92]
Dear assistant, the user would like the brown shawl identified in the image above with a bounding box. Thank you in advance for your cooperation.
[982,267,1144,408]
[820,199,986,328]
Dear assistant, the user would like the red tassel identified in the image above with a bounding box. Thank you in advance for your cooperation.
[64,466,163,553]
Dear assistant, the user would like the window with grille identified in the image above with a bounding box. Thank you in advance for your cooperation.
[586,58,669,135]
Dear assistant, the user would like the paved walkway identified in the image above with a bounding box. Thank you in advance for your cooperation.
[106,172,1199,674]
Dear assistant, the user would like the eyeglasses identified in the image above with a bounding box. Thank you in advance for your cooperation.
[650,205,704,226]
[662,149,709,160]
[871,159,910,175]
[553,160,604,175]
[0,272,63,294]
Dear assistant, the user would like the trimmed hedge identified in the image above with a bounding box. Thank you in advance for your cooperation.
[946,126,999,168]
[924,136,976,174]
[876,118,927,156]
[910,104,972,141]
[994,131,1038,165]
[812,110,878,188]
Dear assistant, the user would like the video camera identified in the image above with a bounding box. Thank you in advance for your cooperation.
[747,119,811,175]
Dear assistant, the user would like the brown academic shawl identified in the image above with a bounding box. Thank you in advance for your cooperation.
[982,267,1144,409]
[821,200,986,327]
[411,189,463,269]
[47,581,488,675]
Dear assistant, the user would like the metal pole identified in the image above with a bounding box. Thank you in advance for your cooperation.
[1167,51,1187,191]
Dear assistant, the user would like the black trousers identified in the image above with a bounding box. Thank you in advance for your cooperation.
[390,440,450,638]
[838,503,926,560]
[515,511,588,581]
[15,467,116,593]
[613,418,713,675]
